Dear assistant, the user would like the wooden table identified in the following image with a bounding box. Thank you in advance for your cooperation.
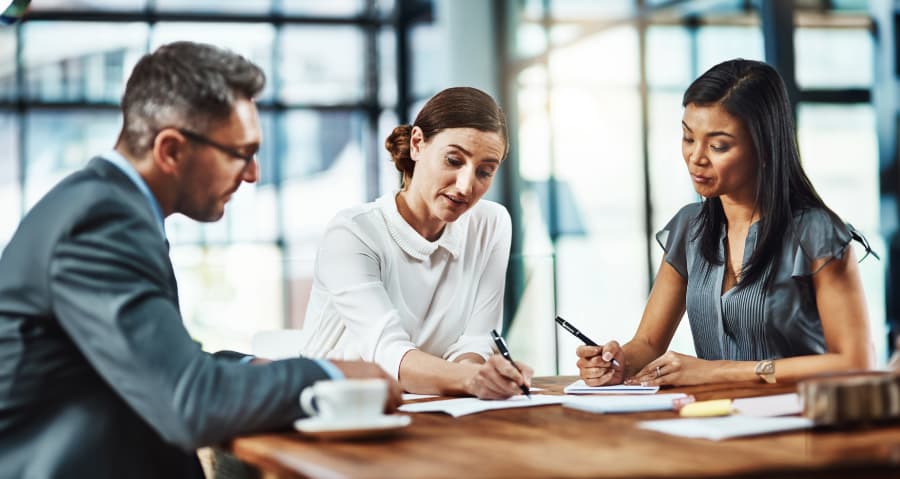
[225,377,900,478]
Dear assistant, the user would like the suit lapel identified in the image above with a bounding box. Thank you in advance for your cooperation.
[86,157,180,305]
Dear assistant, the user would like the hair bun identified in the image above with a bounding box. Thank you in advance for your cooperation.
[385,124,414,187]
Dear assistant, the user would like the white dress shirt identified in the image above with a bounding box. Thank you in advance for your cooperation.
[299,191,512,379]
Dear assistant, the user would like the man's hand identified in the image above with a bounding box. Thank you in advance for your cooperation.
[330,360,403,413]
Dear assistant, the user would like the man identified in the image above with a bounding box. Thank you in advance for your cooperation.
[0,42,401,478]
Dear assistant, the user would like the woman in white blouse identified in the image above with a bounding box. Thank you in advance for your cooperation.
[299,87,532,399]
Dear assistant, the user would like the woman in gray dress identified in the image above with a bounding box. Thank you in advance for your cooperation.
[577,59,877,386]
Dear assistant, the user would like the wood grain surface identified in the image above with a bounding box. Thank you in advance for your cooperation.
[227,376,900,479]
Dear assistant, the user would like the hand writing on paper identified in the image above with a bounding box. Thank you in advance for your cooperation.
[576,341,625,386]
[625,351,710,387]
[332,360,404,412]
[465,354,534,400]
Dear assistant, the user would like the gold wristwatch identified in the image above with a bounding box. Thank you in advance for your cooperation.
[755,359,776,384]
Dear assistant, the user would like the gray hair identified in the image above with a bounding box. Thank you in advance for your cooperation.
[116,41,265,156]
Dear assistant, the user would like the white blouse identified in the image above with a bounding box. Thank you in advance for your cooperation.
[298,192,512,379]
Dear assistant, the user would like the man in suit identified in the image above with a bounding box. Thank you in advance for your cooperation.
[0,41,401,478]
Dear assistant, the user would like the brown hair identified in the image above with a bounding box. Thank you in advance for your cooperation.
[384,87,508,188]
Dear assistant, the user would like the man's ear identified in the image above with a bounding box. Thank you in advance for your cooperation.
[409,126,425,161]
[152,129,184,175]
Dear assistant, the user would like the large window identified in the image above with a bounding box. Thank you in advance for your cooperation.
[3,1,888,369]
[0,112,19,245]
[2,1,429,352]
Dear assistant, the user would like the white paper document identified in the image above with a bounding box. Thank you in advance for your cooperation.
[564,380,660,394]
[732,393,803,417]
[402,393,440,401]
[562,393,688,414]
[398,394,565,417]
[639,416,813,441]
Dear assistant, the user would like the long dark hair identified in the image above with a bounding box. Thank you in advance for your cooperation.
[683,59,834,287]
[384,87,508,189]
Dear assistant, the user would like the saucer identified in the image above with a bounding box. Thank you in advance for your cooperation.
[293,414,412,440]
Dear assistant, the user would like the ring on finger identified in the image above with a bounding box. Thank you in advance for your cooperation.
[655,365,662,378]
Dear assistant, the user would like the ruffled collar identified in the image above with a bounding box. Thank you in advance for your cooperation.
[376,191,463,261]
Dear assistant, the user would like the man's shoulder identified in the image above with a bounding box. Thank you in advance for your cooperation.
[14,159,150,247]
[47,158,142,210]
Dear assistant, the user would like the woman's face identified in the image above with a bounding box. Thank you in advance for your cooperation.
[406,126,505,230]
[681,102,758,203]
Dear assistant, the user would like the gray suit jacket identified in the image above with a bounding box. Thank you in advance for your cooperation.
[0,158,330,478]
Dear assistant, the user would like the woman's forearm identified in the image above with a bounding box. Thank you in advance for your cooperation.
[621,338,667,378]
[700,351,870,385]
[397,349,480,395]
[757,351,872,383]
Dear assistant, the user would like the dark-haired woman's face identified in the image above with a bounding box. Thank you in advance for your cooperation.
[404,127,505,235]
[681,103,757,203]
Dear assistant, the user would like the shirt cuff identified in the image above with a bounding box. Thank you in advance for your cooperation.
[314,359,345,380]
[379,343,417,380]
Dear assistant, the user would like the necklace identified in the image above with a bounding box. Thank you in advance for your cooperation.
[724,237,743,283]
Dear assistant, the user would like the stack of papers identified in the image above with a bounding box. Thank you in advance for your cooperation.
[563,393,687,414]
[564,380,660,394]
[401,393,439,401]
[639,416,813,440]
[398,395,565,417]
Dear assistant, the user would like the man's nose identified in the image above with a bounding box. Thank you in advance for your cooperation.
[242,157,259,183]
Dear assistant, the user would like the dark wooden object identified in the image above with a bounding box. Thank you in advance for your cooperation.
[799,371,900,426]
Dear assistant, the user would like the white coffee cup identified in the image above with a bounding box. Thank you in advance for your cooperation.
[300,379,388,423]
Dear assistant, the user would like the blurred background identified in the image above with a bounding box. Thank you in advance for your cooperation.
[1,0,897,375]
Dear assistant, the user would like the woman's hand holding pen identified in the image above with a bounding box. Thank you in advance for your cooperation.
[464,354,534,400]
[576,341,625,386]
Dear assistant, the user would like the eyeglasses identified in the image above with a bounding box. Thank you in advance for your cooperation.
[175,128,256,165]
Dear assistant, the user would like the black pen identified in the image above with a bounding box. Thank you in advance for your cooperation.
[555,316,621,367]
[490,329,531,398]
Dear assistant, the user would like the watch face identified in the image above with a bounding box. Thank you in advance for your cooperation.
[756,360,775,375]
